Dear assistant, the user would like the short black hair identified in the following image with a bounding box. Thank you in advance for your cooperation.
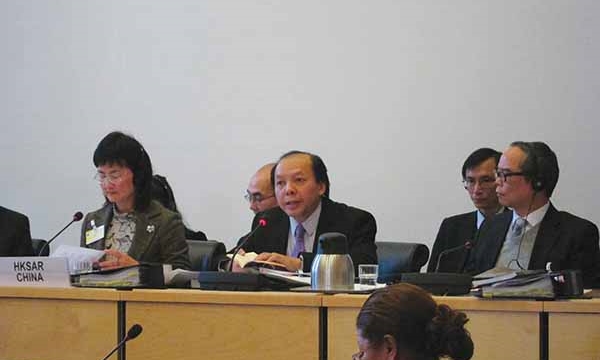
[510,141,559,198]
[461,148,502,179]
[272,150,330,198]
[93,131,153,211]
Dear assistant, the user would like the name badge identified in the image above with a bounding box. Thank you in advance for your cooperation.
[0,257,70,287]
[85,225,105,245]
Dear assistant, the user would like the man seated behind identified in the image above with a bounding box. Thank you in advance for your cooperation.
[428,148,504,272]
[245,162,278,214]
[0,206,35,256]
[467,141,599,288]
[236,151,377,273]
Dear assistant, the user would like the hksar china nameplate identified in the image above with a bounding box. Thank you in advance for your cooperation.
[0,257,70,287]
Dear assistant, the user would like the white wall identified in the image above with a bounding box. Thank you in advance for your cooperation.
[1,1,599,257]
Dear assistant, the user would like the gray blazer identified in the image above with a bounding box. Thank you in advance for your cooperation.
[80,200,190,269]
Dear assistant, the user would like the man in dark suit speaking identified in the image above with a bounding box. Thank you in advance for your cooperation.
[238,150,377,272]
[467,141,599,287]
[428,148,504,272]
[0,206,35,256]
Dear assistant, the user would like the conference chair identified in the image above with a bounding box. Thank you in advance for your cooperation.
[187,240,227,271]
[376,241,472,295]
[31,238,49,256]
[375,241,429,283]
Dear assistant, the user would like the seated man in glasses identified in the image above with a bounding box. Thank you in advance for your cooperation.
[428,148,505,273]
[236,150,377,273]
[245,163,278,214]
[467,141,599,288]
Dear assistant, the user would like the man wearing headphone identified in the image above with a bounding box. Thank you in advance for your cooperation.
[467,141,599,288]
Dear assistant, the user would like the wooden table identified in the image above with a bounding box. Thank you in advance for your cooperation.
[120,289,323,360]
[323,294,544,360]
[544,298,600,360]
[2,286,599,360]
[0,287,120,360]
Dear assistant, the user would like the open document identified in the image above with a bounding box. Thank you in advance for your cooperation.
[50,245,105,274]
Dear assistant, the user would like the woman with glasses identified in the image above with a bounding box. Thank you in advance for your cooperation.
[354,283,473,360]
[80,131,190,270]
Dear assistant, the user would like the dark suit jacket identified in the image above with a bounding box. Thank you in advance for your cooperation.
[468,203,599,288]
[80,200,190,269]
[241,197,377,272]
[427,211,477,272]
[0,206,35,256]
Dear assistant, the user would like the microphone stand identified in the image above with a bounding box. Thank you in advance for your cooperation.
[198,217,269,291]
[100,324,143,360]
[38,212,83,256]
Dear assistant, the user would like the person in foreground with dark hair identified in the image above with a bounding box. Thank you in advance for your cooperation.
[467,141,599,287]
[0,206,35,256]
[151,174,207,241]
[236,150,377,272]
[80,131,190,270]
[428,147,505,272]
[355,283,473,360]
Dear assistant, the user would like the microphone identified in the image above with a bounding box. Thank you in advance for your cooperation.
[38,211,84,256]
[198,214,270,291]
[228,216,268,271]
[100,324,143,360]
[382,239,475,295]
[434,239,476,273]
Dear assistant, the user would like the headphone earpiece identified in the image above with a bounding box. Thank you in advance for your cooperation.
[525,142,546,193]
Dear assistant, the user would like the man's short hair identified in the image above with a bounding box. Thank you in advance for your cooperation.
[510,141,559,198]
[461,148,502,179]
[272,150,330,198]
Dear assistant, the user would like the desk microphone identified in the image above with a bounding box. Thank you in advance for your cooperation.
[434,239,476,273]
[198,215,269,291]
[228,215,268,271]
[37,211,84,256]
[100,324,143,360]
[391,240,476,295]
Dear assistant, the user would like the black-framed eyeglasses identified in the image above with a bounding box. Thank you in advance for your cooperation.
[494,169,525,182]
[462,176,496,190]
[244,193,275,204]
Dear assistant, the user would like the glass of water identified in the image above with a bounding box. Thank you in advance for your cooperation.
[358,264,378,286]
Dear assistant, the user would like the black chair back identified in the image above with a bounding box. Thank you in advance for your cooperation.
[187,240,226,271]
[376,241,429,283]
[31,238,49,256]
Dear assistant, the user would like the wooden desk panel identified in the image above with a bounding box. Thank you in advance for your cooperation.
[122,290,322,360]
[324,294,543,360]
[545,299,600,360]
[0,287,120,360]
[4,286,598,360]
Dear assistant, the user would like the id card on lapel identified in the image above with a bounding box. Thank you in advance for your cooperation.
[85,224,105,245]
